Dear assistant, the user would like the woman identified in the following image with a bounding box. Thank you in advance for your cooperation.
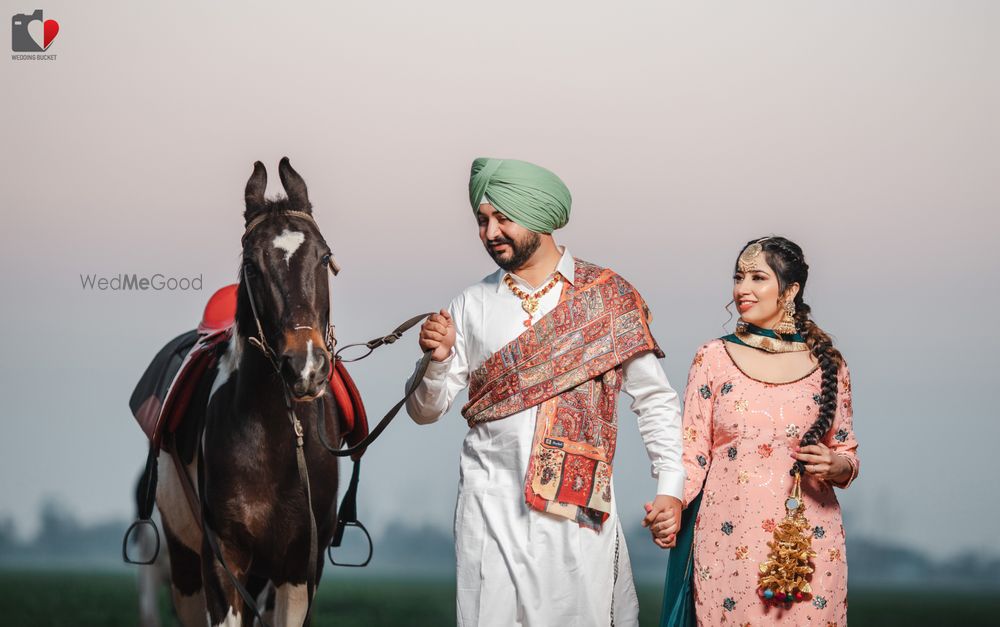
[655,236,859,626]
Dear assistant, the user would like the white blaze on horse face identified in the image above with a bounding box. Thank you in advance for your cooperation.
[301,338,316,382]
[272,229,305,266]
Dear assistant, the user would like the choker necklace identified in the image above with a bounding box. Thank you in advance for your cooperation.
[504,273,562,327]
[724,320,808,353]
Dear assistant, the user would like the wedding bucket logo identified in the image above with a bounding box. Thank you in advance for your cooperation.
[11,9,59,60]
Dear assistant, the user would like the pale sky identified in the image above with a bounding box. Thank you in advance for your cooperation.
[1,1,998,560]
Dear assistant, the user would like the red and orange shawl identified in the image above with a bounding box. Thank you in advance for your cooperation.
[461,259,663,530]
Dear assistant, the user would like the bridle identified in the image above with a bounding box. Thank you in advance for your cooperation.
[240,209,340,368]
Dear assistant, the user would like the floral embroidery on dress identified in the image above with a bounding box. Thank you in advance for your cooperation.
[723,597,736,611]
[835,429,848,442]
[699,384,712,399]
[684,426,698,442]
[681,341,852,624]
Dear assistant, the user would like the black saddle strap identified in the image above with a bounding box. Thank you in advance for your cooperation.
[122,443,161,565]
[332,459,361,547]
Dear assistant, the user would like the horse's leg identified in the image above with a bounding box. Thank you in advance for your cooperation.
[256,582,276,627]
[156,451,206,626]
[237,575,269,627]
[272,580,310,627]
[298,555,325,627]
[201,535,252,627]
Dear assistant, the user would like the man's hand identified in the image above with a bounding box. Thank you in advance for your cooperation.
[642,495,682,549]
[419,309,456,362]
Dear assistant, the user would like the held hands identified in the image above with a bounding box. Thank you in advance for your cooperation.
[791,442,851,483]
[419,309,456,362]
[642,495,682,550]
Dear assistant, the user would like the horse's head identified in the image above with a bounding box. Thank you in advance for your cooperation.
[239,157,335,401]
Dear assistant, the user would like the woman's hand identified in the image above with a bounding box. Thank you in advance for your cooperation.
[792,442,851,483]
[643,498,680,549]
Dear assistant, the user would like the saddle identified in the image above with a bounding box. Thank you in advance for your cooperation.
[129,284,369,460]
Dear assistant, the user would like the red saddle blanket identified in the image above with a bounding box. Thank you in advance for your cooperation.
[130,285,368,460]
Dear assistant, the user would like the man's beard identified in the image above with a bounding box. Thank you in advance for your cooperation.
[486,231,542,272]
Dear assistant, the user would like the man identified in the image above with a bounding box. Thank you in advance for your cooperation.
[405,157,684,626]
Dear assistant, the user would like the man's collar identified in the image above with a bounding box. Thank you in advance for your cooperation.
[496,245,575,293]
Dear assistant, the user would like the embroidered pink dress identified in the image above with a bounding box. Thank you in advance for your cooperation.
[681,339,859,626]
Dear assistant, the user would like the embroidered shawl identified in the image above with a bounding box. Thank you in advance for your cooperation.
[461,258,663,529]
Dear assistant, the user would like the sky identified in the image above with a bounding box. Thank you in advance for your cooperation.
[1,1,998,560]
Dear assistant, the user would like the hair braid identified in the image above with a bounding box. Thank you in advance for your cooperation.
[735,236,844,476]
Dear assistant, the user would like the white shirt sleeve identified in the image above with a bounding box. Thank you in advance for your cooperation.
[621,351,686,499]
[404,296,470,425]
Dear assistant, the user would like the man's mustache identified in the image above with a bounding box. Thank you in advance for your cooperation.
[487,237,515,247]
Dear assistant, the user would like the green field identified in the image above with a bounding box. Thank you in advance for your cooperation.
[1,570,998,626]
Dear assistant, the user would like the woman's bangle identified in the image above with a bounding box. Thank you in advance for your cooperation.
[834,454,859,489]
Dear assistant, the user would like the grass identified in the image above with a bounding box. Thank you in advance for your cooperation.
[1,570,998,626]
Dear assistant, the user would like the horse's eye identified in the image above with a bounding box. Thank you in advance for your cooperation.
[321,252,332,265]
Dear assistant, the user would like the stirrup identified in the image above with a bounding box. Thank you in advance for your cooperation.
[122,519,161,565]
[327,520,373,568]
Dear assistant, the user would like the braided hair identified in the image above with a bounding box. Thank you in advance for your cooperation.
[736,236,844,475]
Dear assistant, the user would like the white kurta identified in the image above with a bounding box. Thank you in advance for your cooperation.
[406,247,685,627]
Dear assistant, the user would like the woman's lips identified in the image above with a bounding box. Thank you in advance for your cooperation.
[737,302,754,313]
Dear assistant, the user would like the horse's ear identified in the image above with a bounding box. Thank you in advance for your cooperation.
[278,156,311,212]
[244,161,267,222]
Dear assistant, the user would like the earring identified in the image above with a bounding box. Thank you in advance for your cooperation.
[775,300,797,335]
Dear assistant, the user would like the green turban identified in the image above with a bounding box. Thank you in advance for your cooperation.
[469,158,572,234]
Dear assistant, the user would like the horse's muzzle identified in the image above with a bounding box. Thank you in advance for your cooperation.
[281,346,330,400]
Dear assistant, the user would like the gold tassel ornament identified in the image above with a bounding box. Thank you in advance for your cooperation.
[757,471,816,606]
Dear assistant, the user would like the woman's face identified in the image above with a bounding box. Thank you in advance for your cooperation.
[733,254,796,329]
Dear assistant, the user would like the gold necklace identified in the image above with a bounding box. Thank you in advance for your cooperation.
[504,273,562,327]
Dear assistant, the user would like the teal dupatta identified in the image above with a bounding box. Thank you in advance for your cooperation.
[659,492,702,627]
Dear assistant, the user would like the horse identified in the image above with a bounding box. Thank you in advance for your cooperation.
[155,157,342,626]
